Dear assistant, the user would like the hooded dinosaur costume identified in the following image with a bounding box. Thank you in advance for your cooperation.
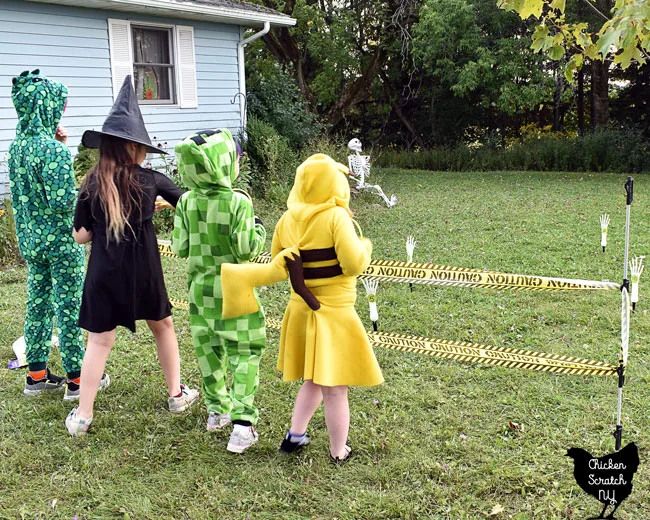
[8,69,85,376]
[172,128,267,424]
[221,154,383,387]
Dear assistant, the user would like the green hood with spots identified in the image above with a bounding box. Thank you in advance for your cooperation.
[11,69,68,138]
[8,70,78,259]
[175,128,238,192]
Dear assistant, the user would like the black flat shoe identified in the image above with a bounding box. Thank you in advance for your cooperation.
[330,445,353,465]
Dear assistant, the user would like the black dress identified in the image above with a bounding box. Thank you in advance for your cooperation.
[74,166,183,333]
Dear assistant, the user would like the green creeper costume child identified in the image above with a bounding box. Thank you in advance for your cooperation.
[172,128,266,453]
[8,69,85,395]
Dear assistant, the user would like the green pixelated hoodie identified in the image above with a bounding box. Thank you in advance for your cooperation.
[8,69,78,259]
[172,128,266,317]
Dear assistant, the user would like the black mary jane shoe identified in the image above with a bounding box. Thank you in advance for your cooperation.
[329,445,353,465]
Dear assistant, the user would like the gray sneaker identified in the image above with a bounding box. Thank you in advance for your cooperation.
[227,424,259,453]
[207,412,231,431]
[168,384,199,413]
[64,373,111,401]
[24,368,65,395]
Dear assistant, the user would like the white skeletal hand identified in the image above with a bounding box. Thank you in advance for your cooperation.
[600,213,610,231]
[362,278,378,295]
[630,256,645,279]
[406,235,416,262]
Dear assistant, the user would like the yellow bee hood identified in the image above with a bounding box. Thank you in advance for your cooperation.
[286,154,352,221]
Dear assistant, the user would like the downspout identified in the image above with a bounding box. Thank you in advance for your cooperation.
[237,21,270,137]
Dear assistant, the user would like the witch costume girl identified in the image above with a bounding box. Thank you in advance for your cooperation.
[65,76,198,436]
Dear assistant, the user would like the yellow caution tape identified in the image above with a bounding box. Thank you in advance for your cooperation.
[158,240,619,292]
[366,332,617,377]
[361,260,620,292]
[167,298,617,377]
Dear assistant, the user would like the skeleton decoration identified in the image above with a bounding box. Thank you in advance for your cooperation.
[600,214,610,252]
[362,278,380,332]
[406,235,416,292]
[629,256,644,311]
[347,138,397,208]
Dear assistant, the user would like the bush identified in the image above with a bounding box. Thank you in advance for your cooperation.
[247,67,324,150]
[374,126,650,173]
[147,141,184,234]
[300,134,350,165]
[245,117,298,197]
[73,144,98,186]
[0,200,24,268]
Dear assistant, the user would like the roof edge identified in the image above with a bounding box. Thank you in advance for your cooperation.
[25,0,296,27]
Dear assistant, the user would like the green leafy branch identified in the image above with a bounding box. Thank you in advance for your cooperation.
[497,0,650,80]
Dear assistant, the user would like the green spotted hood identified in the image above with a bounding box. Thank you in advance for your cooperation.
[175,128,238,192]
[11,69,68,138]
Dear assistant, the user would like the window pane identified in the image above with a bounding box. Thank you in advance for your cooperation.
[132,27,171,64]
[134,65,173,102]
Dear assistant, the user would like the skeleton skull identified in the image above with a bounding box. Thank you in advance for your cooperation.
[347,138,363,153]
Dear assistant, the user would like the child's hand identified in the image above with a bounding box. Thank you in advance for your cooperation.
[55,125,68,144]
[155,196,173,212]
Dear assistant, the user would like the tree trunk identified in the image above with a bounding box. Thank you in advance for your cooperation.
[590,59,609,129]
[577,67,585,136]
[324,47,386,128]
[393,102,425,149]
[553,62,564,132]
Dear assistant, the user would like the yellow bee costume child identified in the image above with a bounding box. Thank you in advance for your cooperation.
[222,153,383,386]
[222,153,383,462]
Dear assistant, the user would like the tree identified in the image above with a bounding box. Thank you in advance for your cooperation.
[412,0,556,140]
[497,0,650,128]
[249,0,421,130]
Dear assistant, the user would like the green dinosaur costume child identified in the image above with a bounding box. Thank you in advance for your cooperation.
[8,69,85,391]
[172,129,266,447]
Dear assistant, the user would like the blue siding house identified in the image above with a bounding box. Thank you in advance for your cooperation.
[0,0,294,198]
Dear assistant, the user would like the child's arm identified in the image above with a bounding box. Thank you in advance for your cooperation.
[73,189,94,244]
[154,170,184,208]
[230,193,266,262]
[332,208,372,276]
[171,194,190,258]
[73,226,92,244]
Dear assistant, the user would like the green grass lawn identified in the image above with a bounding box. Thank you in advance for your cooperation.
[1,169,649,519]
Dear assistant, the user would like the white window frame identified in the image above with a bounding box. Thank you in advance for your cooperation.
[132,23,176,105]
[108,18,198,108]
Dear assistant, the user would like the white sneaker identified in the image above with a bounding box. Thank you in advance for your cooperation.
[207,412,231,431]
[168,384,199,413]
[227,424,259,453]
[65,406,92,436]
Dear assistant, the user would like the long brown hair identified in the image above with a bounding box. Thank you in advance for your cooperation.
[81,135,144,242]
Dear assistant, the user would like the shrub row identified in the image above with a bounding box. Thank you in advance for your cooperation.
[374,127,650,173]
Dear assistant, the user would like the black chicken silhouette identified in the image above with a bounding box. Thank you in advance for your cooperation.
[566,442,639,519]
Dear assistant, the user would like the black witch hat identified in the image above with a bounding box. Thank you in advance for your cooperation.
[82,75,166,155]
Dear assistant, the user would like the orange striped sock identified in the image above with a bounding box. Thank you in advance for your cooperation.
[68,377,81,385]
[29,369,47,381]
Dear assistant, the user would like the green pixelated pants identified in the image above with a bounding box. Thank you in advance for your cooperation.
[25,250,85,374]
[190,306,266,424]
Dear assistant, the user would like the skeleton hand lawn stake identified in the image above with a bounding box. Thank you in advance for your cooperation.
[629,256,644,311]
[600,214,610,252]
[406,235,416,292]
[347,138,397,208]
[362,278,379,332]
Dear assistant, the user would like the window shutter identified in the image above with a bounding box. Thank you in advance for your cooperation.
[108,19,134,100]
[175,25,198,108]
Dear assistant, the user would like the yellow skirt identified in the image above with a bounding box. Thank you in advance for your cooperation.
[277,282,384,387]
